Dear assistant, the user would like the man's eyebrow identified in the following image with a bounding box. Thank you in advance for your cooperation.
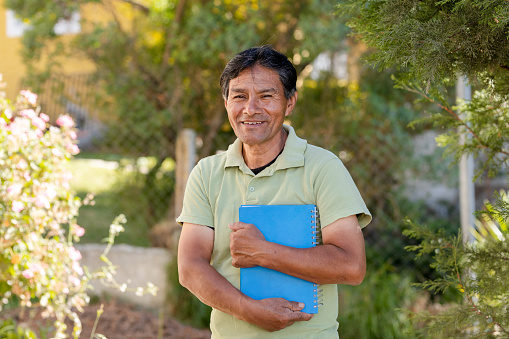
[230,87,277,93]
[258,88,277,94]
[229,87,247,94]
[229,87,278,95]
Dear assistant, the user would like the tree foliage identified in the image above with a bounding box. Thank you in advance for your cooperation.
[4,0,353,226]
[338,0,509,171]
[338,0,509,337]
[338,0,509,89]
[401,80,509,178]
[404,219,509,338]
[5,0,348,159]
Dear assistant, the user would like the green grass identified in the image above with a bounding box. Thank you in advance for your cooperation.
[66,155,152,247]
[67,159,118,193]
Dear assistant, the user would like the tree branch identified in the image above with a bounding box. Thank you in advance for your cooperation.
[455,249,509,336]
[405,87,482,139]
[104,0,162,87]
[161,0,188,73]
[105,0,125,34]
[119,0,150,14]
[404,86,509,157]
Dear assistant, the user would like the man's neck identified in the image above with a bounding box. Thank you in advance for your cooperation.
[242,128,288,169]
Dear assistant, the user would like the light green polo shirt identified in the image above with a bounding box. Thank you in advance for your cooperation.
[177,125,371,338]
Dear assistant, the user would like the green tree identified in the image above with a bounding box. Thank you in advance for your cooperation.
[5,0,348,158]
[337,0,509,337]
[337,0,509,175]
[5,0,349,225]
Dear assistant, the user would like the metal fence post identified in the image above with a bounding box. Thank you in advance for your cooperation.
[457,75,475,244]
[175,128,196,219]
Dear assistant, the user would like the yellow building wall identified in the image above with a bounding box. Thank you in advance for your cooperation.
[0,0,26,100]
[0,0,134,100]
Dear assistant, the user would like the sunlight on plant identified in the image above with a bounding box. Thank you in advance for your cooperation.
[0,75,157,338]
[472,190,508,242]
[403,218,509,337]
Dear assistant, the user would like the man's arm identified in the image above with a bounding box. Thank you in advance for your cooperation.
[177,223,313,331]
[229,214,366,285]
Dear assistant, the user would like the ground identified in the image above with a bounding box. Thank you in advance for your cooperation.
[2,299,211,339]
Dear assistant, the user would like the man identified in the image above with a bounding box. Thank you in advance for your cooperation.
[177,46,371,338]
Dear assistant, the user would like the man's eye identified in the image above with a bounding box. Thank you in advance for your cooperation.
[261,95,272,98]
[233,95,245,99]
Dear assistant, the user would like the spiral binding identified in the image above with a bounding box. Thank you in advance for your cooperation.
[313,284,324,309]
[311,206,322,245]
[312,206,323,309]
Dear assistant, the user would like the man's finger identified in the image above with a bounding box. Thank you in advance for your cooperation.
[296,312,314,321]
[228,222,239,231]
[228,222,250,231]
[287,301,305,312]
[286,301,313,321]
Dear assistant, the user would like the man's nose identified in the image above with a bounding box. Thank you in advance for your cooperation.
[244,97,260,116]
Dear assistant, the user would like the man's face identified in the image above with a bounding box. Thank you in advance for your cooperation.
[225,65,297,147]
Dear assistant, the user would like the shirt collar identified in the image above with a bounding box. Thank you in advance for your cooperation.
[224,124,306,172]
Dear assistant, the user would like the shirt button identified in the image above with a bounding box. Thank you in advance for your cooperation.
[249,187,255,192]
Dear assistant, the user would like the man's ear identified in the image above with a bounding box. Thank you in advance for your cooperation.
[285,92,298,117]
[224,99,228,108]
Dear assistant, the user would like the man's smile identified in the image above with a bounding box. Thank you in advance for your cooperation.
[242,121,264,125]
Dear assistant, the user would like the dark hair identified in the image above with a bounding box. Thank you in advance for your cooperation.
[220,45,297,100]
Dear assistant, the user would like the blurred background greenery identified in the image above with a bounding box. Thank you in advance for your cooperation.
[3,0,501,338]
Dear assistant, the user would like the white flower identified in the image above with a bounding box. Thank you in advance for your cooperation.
[68,246,82,261]
[7,183,23,196]
[12,200,24,213]
[72,261,84,276]
[20,90,38,106]
[34,195,50,209]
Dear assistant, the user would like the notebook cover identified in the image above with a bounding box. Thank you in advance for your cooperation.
[239,204,319,314]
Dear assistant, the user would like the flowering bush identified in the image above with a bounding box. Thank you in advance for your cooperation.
[0,75,157,338]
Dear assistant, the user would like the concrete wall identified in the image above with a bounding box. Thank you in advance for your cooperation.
[77,244,173,309]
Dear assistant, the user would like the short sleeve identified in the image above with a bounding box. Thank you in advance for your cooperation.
[176,162,215,228]
[314,158,372,229]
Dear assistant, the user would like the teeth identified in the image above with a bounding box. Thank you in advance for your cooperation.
[244,122,262,125]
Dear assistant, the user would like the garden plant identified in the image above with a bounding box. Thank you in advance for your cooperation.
[338,0,509,337]
[0,75,157,338]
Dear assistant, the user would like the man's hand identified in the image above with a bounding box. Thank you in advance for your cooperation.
[179,223,313,332]
[230,215,366,285]
[243,297,314,332]
[229,221,266,268]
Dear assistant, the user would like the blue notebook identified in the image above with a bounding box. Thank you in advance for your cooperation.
[238,204,321,314]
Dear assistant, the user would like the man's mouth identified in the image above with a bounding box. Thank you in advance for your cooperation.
[242,122,263,125]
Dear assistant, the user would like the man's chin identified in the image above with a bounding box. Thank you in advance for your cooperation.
[240,138,263,146]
